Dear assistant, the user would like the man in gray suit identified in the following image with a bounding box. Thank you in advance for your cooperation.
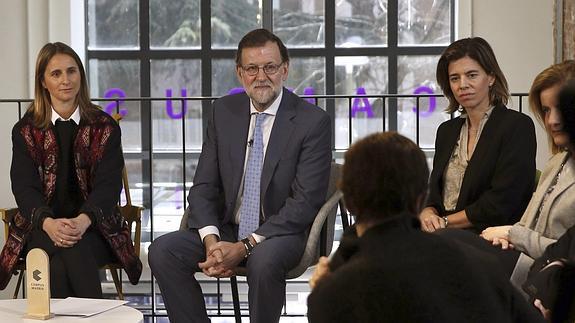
[148,29,332,323]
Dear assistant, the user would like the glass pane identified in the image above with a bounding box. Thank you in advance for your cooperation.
[334,56,388,149]
[212,59,242,97]
[150,59,203,151]
[398,0,451,46]
[150,0,201,48]
[87,0,139,49]
[212,0,262,49]
[335,0,387,47]
[88,59,141,151]
[274,0,325,48]
[151,157,198,235]
[286,57,325,96]
[286,57,325,109]
[398,55,450,148]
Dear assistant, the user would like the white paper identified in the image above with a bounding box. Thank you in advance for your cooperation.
[50,297,128,317]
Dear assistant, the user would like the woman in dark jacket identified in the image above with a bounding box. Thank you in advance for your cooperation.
[420,37,536,233]
[0,42,141,298]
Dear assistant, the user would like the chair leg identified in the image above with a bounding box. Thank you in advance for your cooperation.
[13,270,24,299]
[230,276,241,323]
[339,201,350,230]
[110,269,124,300]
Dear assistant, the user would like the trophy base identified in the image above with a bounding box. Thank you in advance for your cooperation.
[24,313,53,320]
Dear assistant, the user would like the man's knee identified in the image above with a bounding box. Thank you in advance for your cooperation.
[148,231,204,273]
[148,234,173,271]
[246,252,287,282]
[246,236,305,280]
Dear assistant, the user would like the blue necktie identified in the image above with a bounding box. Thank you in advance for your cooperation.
[238,113,267,239]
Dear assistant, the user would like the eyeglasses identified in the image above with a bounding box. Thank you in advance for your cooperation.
[240,63,284,76]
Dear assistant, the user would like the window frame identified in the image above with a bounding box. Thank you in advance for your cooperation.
[84,0,455,315]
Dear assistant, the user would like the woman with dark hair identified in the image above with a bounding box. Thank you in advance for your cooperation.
[0,42,141,298]
[420,37,536,233]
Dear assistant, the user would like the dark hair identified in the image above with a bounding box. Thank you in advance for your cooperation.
[29,42,100,129]
[529,60,575,153]
[340,132,429,223]
[436,37,509,113]
[559,79,575,148]
[235,28,289,66]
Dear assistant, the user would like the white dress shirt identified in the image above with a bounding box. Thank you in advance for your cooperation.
[442,106,494,211]
[198,90,282,243]
[51,106,81,125]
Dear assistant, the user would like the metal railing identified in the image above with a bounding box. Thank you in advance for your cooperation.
[0,92,530,318]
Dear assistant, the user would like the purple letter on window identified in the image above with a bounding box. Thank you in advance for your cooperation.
[166,88,188,119]
[411,86,436,117]
[228,87,245,95]
[351,87,374,118]
[104,88,128,117]
[303,87,316,104]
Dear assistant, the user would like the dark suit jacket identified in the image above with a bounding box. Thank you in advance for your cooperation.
[187,88,332,240]
[427,104,536,232]
[308,216,544,323]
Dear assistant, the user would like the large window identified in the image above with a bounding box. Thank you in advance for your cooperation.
[86,0,453,316]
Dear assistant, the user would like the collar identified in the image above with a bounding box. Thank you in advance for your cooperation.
[361,213,421,239]
[249,88,283,116]
[334,214,420,266]
[459,105,495,120]
[51,106,81,125]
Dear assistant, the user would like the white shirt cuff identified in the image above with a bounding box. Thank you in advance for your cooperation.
[198,226,220,243]
[251,233,265,244]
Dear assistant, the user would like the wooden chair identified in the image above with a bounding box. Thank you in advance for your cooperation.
[101,162,143,300]
[101,113,144,300]
[0,208,23,299]
[1,170,141,299]
[1,113,143,300]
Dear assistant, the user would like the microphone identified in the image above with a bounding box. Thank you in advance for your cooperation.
[248,139,254,147]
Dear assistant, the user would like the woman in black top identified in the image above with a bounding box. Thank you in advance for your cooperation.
[0,42,141,298]
[420,37,536,233]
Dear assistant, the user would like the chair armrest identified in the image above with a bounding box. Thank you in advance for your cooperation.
[307,190,343,252]
[286,190,343,279]
[1,208,19,242]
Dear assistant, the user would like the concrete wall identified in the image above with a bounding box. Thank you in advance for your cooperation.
[459,0,555,169]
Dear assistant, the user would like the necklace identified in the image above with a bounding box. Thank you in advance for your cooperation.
[533,159,568,224]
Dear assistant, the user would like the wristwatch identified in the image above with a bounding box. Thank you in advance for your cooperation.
[241,237,254,258]
[442,216,449,228]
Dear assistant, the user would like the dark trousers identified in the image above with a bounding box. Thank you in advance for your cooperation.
[25,228,113,298]
[436,228,521,278]
[148,224,305,323]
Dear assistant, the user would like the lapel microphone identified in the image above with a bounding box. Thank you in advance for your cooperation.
[248,139,254,147]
